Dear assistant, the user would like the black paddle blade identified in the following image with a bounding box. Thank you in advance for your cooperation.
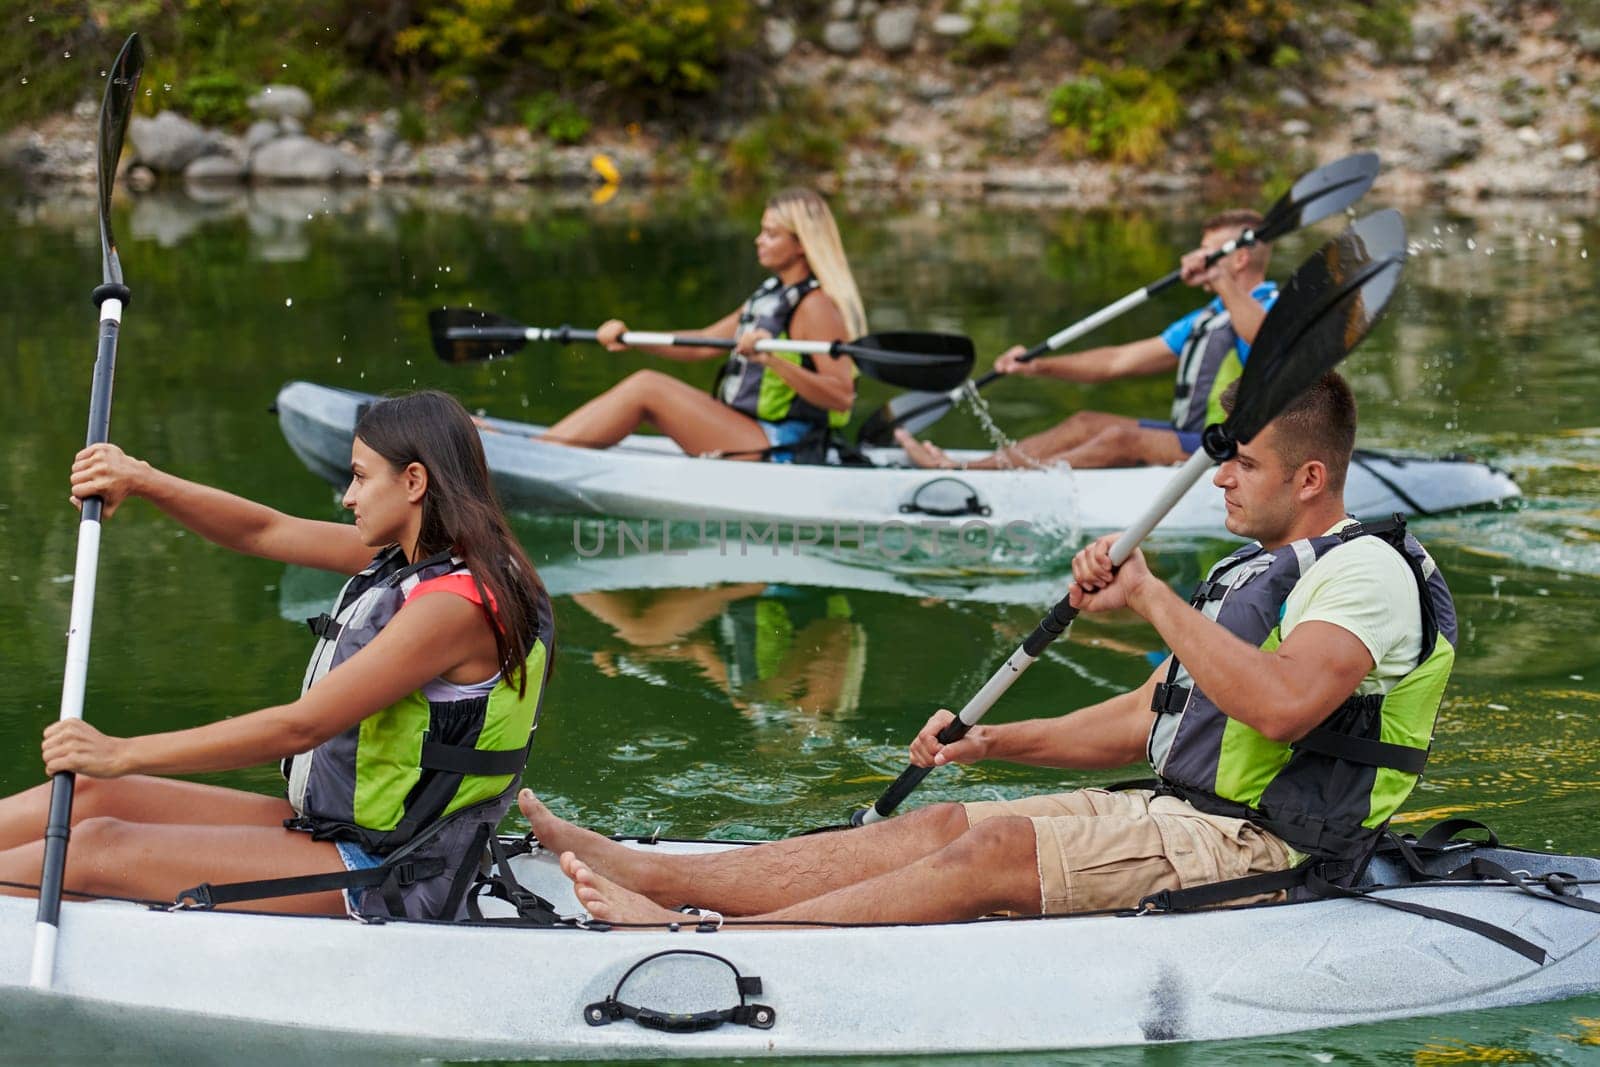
[1220,208,1406,447]
[98,34,142,288]
[857,390,954,447]
[1257,152,1380,243]
[428,307,529,363]
[845,332,975,391]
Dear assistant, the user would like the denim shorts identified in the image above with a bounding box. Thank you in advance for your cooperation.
[1137,418,1201,455]
[335,839,384,917]
[758,417,817,464]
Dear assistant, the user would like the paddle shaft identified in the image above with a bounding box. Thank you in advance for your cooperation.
[32,291,124,987]
[451,324,869,360]
[854,448,1214,825]
[883,233,1264,432]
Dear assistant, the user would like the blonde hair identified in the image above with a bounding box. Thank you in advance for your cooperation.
[767,188,868,338]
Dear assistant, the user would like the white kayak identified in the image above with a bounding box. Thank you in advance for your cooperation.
[275,382,1522,536]
[0,831,1595,1060]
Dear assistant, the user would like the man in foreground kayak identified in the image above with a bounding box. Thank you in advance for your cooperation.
[896,210,1277,470]
[524,372,1457,925]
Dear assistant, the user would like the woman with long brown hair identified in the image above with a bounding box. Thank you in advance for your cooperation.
[541,187,869,462]
[0,391,553,920]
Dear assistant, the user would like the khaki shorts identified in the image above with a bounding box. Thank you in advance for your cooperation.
[963,788,1293,915]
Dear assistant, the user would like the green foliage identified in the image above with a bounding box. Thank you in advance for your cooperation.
[956,0,1027,63]
[171,71,254,128]
[726,87,871,184]
[521,91,591,145]
[396,0,753,112]
[1049,62,1182,165]
[1352,0,1415,59]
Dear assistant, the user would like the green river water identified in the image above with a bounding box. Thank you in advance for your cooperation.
[1,179,1598,1064]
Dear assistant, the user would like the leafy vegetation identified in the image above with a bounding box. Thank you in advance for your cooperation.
[1048,62,1182,166]
[2,1,753,133]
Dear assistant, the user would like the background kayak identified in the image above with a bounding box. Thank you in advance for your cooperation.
[276,380,1521,536]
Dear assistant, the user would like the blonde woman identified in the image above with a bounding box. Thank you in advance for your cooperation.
[541,188,868,463]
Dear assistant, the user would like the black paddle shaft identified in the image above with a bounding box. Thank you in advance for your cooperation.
[35,34,141,985]
[854,594,1081,825]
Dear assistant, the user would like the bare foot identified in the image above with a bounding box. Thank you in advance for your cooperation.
[517,789,653,890]
[893,428,960,470]
[561,851,684,926]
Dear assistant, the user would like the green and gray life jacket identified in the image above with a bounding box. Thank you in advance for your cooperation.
[284,544,553,854]
[1169,282,1278,434]
[715,275,850,429]
[1148,517,1457,860]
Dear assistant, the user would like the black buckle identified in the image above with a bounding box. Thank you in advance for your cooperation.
[1150,683,1189,715]
[305,613,341,639]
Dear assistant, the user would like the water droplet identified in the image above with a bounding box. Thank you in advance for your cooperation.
[27,14,34,21]
[163,83,171,92]
[62,50,71,59]
[19,77,26,85]
[285,297,294,307]
[1466,238,1476,250]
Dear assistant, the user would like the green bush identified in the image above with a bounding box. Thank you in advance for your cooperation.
[1049,62,1182,165]
[172,71,254,127]
[521,91,591,145]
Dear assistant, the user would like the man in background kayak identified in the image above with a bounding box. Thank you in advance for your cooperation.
[897,209,1277,470]
[522,372,1458,927]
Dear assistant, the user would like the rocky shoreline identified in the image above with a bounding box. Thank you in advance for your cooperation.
[4,0,1598,202]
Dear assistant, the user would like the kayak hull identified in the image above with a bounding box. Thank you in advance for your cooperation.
[1,838,1595,1060]
[275,382,1522,535]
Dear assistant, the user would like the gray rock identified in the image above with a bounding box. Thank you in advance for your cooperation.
[367,120,400,161]
[247,84,313,121]
[244,120,279,154]
[872,5,918,53]
[912,75,956,103]
[822,19,864,55]
[1408,115,1481,169]
[1084,8,1122,47]
[129,111,217,174]
[1276,87,1310,110]
[1562,142,1589,164]
[71,97,96,120]
[1281,119,1312,137]
[1351,38,1380,65]
[1578,28,1600,57]
[249,136,363,183]
[931,13,972,37]
[1350,97,1378,114]
[183,154,247,184]
[279,116,304,138]
[1499,102,1539,128]
[1516,125,1543,148]
[830,0,856,16]
[1454,107,1483,128]
[764,17,797,57]
[1410,12,1454,56]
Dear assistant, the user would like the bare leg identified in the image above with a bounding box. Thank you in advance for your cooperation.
[898,412,1135,471]
[564,815,1042,927]
[521,790,970,915]
[542,370,772,458]
[1057,425,1188,469]
[0,813,348,915]
[0,775,294,853]
[573,583,767,647]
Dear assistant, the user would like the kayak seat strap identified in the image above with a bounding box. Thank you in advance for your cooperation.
[171,856,446,912]
[465,834,564,926]
[584,950,775,1033]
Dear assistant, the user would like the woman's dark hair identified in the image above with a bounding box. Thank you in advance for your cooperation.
[354,391,549,694]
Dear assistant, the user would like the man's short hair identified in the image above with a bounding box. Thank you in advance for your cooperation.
[1201,209,1270,270]
[1202,209,1265,233]
[1219,371,1357,492]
